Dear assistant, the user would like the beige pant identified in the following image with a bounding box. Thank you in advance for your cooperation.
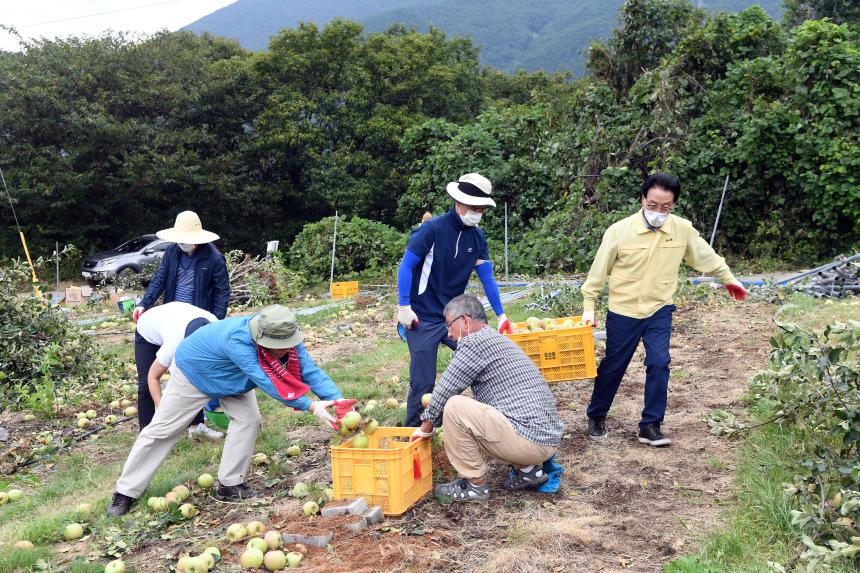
[443,395,557,481]
[116,366,261,498]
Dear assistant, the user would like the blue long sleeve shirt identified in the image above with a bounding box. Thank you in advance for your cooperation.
[174,316,342,411]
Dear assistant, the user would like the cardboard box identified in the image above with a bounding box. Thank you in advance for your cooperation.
[65,287,83,307]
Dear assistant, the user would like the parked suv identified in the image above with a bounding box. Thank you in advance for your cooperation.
[81,235,169,281]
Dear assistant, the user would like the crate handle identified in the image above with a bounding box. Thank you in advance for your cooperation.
[413,452,422,480]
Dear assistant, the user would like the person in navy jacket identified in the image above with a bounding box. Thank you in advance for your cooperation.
[107,305,357,516]
[134,211,231,321]
[397,173,511,427]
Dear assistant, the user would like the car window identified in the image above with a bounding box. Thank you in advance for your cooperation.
[115,237,153,253]
[150,242,169,252]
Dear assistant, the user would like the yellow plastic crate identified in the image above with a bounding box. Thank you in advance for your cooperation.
[331,427,432,516]
[505,315,597,382]
[330,280,360,300]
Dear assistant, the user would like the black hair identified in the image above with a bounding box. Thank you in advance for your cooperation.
[640,172,681,202]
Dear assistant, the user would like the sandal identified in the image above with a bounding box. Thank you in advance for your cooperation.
[503,464,549,491]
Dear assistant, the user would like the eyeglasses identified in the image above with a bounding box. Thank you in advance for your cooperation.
[445,314,469,329]
[643,200,675,214]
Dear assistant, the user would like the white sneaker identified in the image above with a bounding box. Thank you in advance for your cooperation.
[188,423,224,440]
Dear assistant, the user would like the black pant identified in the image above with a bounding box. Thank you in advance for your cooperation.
[134,331,204,430]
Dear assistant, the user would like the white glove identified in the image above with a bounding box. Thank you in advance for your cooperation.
[582,310,595,326]
[309,400,337,430]
[497,313,512,334]
[397,305,419,329]
[410,426,435,441]
[133,306,145,322]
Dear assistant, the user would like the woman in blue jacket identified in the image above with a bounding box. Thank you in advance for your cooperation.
[134,211,231,320]
[106,305,356,517]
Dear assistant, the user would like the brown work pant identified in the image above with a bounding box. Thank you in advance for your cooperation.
[443,395,557,481]
[116,366,261,498]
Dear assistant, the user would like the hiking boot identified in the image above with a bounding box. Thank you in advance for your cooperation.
[433,478,489,504]
[106,492,135,517]
[503,464,549,491]
[588,417,607,440]
[638,423,671,447]
[188,423,224,440]
[215,482,258,501]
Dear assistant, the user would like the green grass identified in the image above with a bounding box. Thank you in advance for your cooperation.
[666,295,860,573]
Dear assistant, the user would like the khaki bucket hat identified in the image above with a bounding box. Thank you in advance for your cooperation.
[248,305,304,349]
[156,211,220,244]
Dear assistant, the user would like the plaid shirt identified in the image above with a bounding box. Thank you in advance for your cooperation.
[420,326,564,446]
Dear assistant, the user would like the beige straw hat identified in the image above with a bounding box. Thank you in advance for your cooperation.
[156,211,220,244]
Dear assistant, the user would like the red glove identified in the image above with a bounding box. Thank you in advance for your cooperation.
[724,282,747,301]
[333,398,357,420]
[133,306,145,322]
[497,313,512,334]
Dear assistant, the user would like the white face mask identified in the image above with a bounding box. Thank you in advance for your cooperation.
[460,210,483,227]
[643,209,669,228]
[177,242,196,254]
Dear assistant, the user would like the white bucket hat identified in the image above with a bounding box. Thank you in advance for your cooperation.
[156,211,220,244]
[446,173,496,208]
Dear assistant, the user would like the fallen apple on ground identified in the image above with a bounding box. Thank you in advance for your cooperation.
[247,537,268,552]
[12,540,34,551]
[264,550,287,571]
[264,530,283,549]
[247,520,266,536]
[172,485,191,500]
[240,548,264,569]
[104,559,126,573]
[197,473,215,489]
[7,489,23,501]
[179,503,197,518]
[226,523,248,542]
[286,551,303,567]
[286,445,301,457]
[302,500,320,516]
[64,523,84,541]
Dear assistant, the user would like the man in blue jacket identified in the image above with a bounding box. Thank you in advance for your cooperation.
[106,305,356,516]
[397,173,511,427]
[134,211,231,321]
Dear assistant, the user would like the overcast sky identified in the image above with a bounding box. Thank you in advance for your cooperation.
[0,0,238,52]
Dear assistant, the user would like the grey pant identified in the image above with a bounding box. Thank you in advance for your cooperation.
[116,366,261,498]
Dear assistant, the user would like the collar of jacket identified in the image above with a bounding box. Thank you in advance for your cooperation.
[635,209,674,235]
[446,207,468,231]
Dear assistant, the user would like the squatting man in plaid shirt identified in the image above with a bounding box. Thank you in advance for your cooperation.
[412,294,564,502]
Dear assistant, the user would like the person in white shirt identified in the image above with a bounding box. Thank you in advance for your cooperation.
[134,301,223,439]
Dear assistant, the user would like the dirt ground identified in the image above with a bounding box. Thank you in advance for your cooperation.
[237,300,775,573]
[403,300,775,573]
[0,300,775,573]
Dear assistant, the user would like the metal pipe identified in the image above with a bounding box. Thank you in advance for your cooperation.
[709,175,730,248]
[504,202,509,282]
[329,211,338,294]
[776,253,860,285]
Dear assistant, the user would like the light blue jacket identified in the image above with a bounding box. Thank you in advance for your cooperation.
[174,316,342,411]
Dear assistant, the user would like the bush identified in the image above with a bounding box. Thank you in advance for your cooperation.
[750,321,860,571]
[0,258,117,412]
[289,216,406,282]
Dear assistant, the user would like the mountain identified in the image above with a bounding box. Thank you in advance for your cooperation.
[183,0,440,51]
[185,0,785,74]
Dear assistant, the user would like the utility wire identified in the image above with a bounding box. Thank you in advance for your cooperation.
[16,0,185,28]
[0,166,23,234]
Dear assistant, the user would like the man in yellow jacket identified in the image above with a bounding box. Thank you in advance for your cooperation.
[580,173,747,446]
